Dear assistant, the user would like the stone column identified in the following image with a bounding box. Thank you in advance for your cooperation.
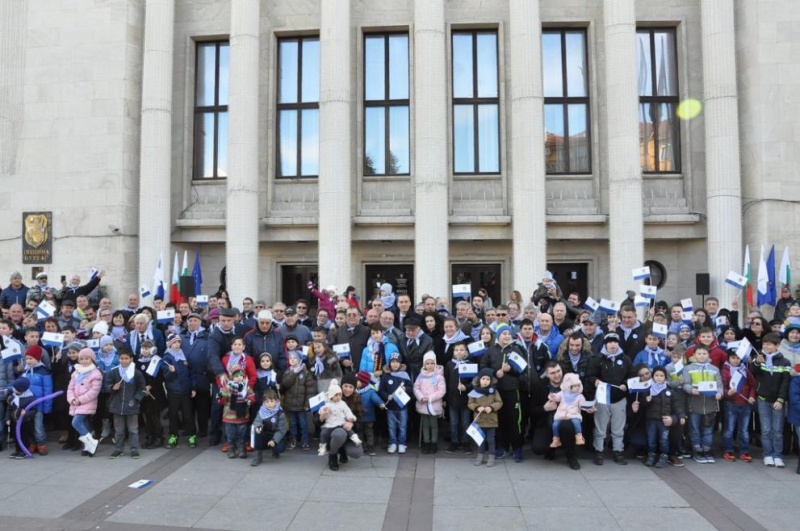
[604,0,644,299]
[137,0,175,291]
[318,0,352,290]
[702,0,742,308]
[509,0,547,298]
[225,0,260,302]
[413,0,449,299]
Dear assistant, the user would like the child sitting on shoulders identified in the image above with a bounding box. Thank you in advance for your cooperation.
[550,372,586,448]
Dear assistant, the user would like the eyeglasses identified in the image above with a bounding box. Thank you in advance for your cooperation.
[752,322,762,326]
[297,306,307,310]
[496,313,508,317]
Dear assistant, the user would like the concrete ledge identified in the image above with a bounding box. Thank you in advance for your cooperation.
[644,214,702,224]
[546,214,608,224]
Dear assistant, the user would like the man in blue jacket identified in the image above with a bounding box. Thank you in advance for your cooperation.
[181,313,210,438]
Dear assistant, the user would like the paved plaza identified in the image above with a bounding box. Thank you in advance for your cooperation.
[1,443,799,531]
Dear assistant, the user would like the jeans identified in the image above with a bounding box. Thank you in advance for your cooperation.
[387,408,408,445]
[553,418,582,435]
[479,428,496,455]
[71,414,91,437]
[225,423,248,447]
[113,414,140,451]
[689,412,715,452]
[287,410,309,445]
[646,418,670,454]
[756,399,785,458]
[722,402,752,453]
[33,409,46,444]
[449,405,472,445]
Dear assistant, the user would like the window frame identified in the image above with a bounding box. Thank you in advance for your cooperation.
[542,29,591,175]
[193,40,229,180]
[363,31,410,177]
[276,35,320,179]
[451,30,501,176]
[637,28,681,174]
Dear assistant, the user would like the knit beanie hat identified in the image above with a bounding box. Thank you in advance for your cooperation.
[478,367,494,380]
[12,377,30,393]
[356,370,372,387]
[603,332,620,345]
[66,341,85,353]
[93,321,109,336]
[79,347,96,361]
[327,379,342,399]
[207,308,220,320]
[422,351,436,364]
[166,333,181,348]
[495,324,512,338]
[25,345,43,362]
[259,352,273,363]
[99,335,114,348]
[341,372,358,389]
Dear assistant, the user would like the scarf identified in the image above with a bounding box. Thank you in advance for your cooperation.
[111,326,127,340]
[381,292,396,309]
[390,369,410,381]
[469,384,495,396]
[601,346,624,358]
[24,362,44,377]
[226,352,244,372]
[647,347,665,367]
[649,381,667,396]
[74,363,96,385]
[451,357,467,367]
[568,352,582,372]
[357,385,373,395]
[98,349,116,368]
[764,352,777,371]
[619,321,640,340]
[443,330,468,345]
[167,347,186,363]
[12,389,33,408]
[257,368,277,384]
[119,363,135,383]
[561,390,580,405]
[258,401,282,420]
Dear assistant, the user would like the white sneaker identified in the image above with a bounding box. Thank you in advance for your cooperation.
[398,444,407,454]
[317,444,328,456]
[349,434,362,446]
[764,456,775,466]
[774,457,785,468]
[387,444,397,454]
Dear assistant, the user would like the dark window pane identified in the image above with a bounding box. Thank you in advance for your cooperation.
[365,36,385,101]
[279,110,298,177]
[477,104,499,173]
[365,107,386,174]
[196,44,216,106]
[567,104,589,173]
[217,112,228,177]
[654,31,677,97]
[637,33,652,97]
[453,33,474,98]
[389,34,409,100]
[542,33,563,98]
[195,112,215,177]
[453,104,475,173]
[301,39,320,103]
[476,33,498,98]
[300,109,319,175]
[565,32,587,97]
[218,44,230,105]
[279,41,299,104]
[544,104,565,173]
[389,105,410,174]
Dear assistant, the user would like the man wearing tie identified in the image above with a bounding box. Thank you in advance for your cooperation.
[399,316,433,382]
[328,307,370,371]
[128,313,166,356]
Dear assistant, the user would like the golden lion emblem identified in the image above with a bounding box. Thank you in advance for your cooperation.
[24,214,49,248]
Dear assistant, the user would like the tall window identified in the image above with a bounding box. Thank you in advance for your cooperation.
[194,41,229,179]
[542,30,590,174]
[278,37,320,178]
[637,29,680,173]
[452,31,500,174]
[364,33,410,176]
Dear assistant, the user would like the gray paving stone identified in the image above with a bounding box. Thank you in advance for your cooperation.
[434,457,511,480]
[608,506,718,531]
[234,473,318,500]
[287,501,387,531]
[307,476,394,503]
[1,483,103,518]
[153,468,246,495]
[578,462,660,480]
[108,492,219,527]
[590,479,690,508]
[434,478,518,507]
[521,506,621,530]
[512,478,604,507]
[195,498,303,531]
[740,506,800,531]
[433,505,527,531]
[319,455,399,478]
[505,457,585,480]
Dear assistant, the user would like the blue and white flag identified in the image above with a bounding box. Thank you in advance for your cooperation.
[467,389,484,399]
[580,399,596,410]
[36,301,56,321]
[145,355,162,378]
[725,271,747,290]
[634,296,650,308]
[393,386,411,407]
[627,377,651,394]
[715,316,728,328]
[632,266,651,281]
[583,297,600,313]
[85,339,100,351]
[466,422,485,447]
[156,309,175,324]
[467,340,486,358]
[128,480,153,489]
[309,392,327,412]
[507,352,528,373]
[195,294,209,306]
[681,311,694,324]
[140,285,151,299]
[697,381,718,397]
[457,363,478,379]
[89,267,99,280]
[681,298,694,312]
[730,371,746,393]
[333,343,351,359]
[1,341,22,362]
[640,285,657,300]
[451,284,471,299]
[735,338,752,364]
[596,382,611,405]
[41,332,65,349]
[598,298,619,314]
[672,359,684,376]
[652,323,668,339]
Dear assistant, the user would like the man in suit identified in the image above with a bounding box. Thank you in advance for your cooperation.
[328,306,370,372]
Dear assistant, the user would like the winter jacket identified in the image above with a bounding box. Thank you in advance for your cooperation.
[682,362,723,414]
[244,326,285,371]
[556,338,594,382]
[787,376,800,426]
[162,350,192,395]
[359,337,400,375]
[615,324,646,361]
[328,324,371,372]
[95,351,120,392]
[749,352,791,404]
[413,364,446,416]
[218,353,258,388]
[538,328,564,358]
[467,376,503,429]
[398,333,434,381]
[67,367,103,415]
[586,351,634,404]
[6,393,35,424]
[181,328,210,390]
[107,366,146,415]
[218,383,255,424]
[0,284,29,307]
[378,371,411,411]
[356,386,384,423]
[309,286,337,320]
[281,365,316,412]
[720,363,756,406]
[778,340,800,377]
[253,407,288,444]
[444,359,474,410]
[315,352,344,394]
[61,276,101,301]
[553,373,585,421]
[21,364,53,413]
[643,387,685,420]
[479,341,528,392]
[632,347,670,370]
[206,326,237,379]
[26,284,61,305]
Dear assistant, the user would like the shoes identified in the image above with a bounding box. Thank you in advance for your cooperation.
[613,451,627,465]
[367,446,376,456]
[486,455,496,467]
[79,434,98,455]
[655,454,668,469]
[764,456,775,466]
[463,445,472,455]
[495,449,508,459]
[421,443,430,455]
[568,457,581,470]
[739,452,753,463]
[513,448,523,463]
[301,444,310,451]
[131,450,140,459]
[245,443,253,452]
[644,453,657,467]
[694,452,708,464]
[550,437,561,448]
[668,455,684,467]
[474,453,485,466]
[349,434,362,446]
[387,444,397,454]
[575,434,585,446]
[221,442,229,452]
[228,446,236,459]
[251,451,263,467]
[239,449,247,459]
[430,442,438,454]
[680,449,693,459]
[338,448,349,464]
[110,451,122,459]
[774,457,785,468]
[288,441,296,450]
[166,435,178,449]
[36,444,48,456]
[81,450,90,457]
[58,431,68,444]
[398,444,407,454]
[634,449,647,459]
[705,451,716,464]
[328,454,339,471]
[446,443,459,453]
[9,451,25,459]
[188,435,197,448]
[318,443,328,456]
[594,452,604,466]
[723,451,736,462]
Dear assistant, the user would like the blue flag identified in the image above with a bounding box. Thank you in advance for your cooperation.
[757,245,777,307]
[192,250,203,296]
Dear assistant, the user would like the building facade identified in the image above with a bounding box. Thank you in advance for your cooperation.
[1,0,798,308]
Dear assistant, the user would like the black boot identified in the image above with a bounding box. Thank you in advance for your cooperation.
[338,446,349,464]
[251,450,263,467]
[328,454,339,471]
[431,442,438,454]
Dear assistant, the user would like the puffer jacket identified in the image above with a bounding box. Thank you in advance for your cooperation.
[553,373,585,421]
[67,367,103,415]
[162,350,192,395]
[281,365,316,412]
[643,386,685,420]
[750,352,791,404]
[413,364,446,416]
[467,375,503,428]
[107,366,146,415]
[22,364,53,413]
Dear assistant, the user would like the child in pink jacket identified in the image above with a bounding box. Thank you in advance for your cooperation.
[67,348,104,456]
[414,351,446,453]
[550,372,586,447]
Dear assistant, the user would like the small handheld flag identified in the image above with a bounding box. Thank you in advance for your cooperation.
[145,355,162,378]
[467,341,486,358]
[195,295,209,306]
[583,297,600,313]
[730,371,745,393]
[598,298,619,314]
[725,271,747,290]
[681,311,694,324]
[507,352,528,373]
[309,392,327,412]
[697,381,718,397]
[596,382,611,405]
[634,296,651,308]
[640,285,657,300]
[672,360,684,376]
[140,285,151,299]
[627,377,651,394]
[466,422,485,447]
[735,338,752,364]
[1,341,22,362]
[156,310,175,324]
[35,301,56,321]
[89,267,99,280]
[451,284,471,298]
[680,298,694,311]
[41,332,65,349]
[632,266,651,281]
[652,323,668,339]
[333,343,351,359]
[393,386,411,407]
[457,363,478,379]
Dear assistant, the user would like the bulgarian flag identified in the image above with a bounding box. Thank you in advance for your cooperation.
[779,246,792,289]
[170,251,181,304]
[744,244,755,307]
[179,250,189,296]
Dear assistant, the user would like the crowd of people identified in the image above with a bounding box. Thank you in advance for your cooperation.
[3,268,800,476]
